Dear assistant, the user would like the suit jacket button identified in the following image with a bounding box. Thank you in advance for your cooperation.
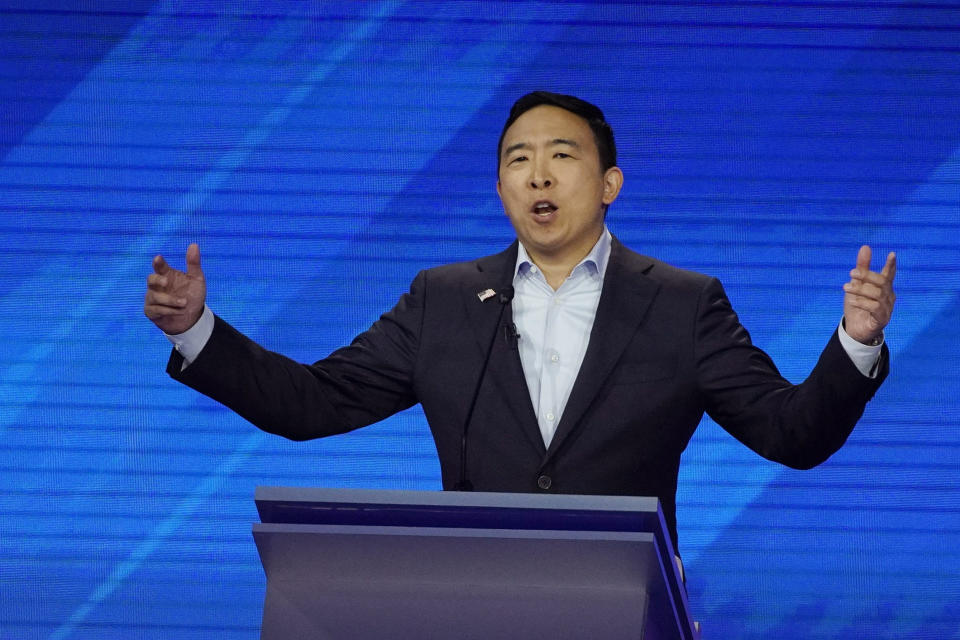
[537,475,552,490]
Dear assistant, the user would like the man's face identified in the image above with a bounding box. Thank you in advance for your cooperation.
[497,104,622,266]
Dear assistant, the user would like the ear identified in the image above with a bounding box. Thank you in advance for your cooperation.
[601,166,624,205]
[496,179,502,201]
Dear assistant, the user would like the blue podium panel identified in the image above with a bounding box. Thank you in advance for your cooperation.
[253,487,697,640]
[255,524,655,640]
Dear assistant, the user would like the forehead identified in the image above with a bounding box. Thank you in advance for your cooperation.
[501,105,596,149]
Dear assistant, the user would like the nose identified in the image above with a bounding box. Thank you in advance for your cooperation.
[529,158,553,190]
[530,176,552,189]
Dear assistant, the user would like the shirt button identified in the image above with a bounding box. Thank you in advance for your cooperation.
[537,475,552,490]
[550,353,559,363]
[546,412,555,421]
[530,265,539,273]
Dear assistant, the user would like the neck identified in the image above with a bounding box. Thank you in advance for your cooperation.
[536,261,573,291]
[526,236,601,291]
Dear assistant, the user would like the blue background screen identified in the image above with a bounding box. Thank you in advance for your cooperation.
[2,2,959,638]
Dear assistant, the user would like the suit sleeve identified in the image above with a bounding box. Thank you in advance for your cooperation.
[166,270,426,440]
[694,277,888,469]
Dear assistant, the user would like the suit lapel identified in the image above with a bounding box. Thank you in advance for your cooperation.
[462,243,547,456]
[543,238,661,463]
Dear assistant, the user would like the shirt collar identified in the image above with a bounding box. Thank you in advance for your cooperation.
[514,226,612,280]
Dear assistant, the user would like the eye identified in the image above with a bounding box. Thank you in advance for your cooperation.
[509,155,527,164]
[554,152,571,159]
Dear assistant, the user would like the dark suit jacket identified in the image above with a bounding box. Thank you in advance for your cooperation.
[168,237,887,550]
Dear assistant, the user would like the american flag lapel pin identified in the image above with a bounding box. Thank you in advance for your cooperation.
[477,288,496,302]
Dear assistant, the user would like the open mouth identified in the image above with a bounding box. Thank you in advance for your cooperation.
[531,200,558,217]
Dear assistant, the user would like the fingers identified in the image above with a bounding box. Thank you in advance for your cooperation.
[843,278,885,299]
[145,288,187,308]
[849,246,895,288]
[855,245,872,274]
[844,267,895,305]
[849,269,890,288]
[153,254,169,275]
[145,244,204,333]
[186,243,202,277]
[843,293,885,314]
[146,272,185,301]
[144,302,187,319]
[844,245,897,343]
[153,245,201,276]
[844,244,896,306]
[143,284,188,319]
[146,272,167,289]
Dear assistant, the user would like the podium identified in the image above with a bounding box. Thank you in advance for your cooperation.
[253,487,698,639]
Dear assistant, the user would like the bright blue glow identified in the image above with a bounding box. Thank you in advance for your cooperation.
[2,2,958,639]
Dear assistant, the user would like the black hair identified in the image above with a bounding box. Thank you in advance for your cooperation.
[497,91,617,173]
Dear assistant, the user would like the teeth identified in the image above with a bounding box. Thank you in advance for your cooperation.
[534,203,555,214]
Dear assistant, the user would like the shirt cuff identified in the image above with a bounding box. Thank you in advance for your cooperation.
[837,319,884,378]
[164,305,214,368]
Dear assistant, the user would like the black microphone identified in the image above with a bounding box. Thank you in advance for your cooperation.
[456,286,514,491]
[504,322,520,346]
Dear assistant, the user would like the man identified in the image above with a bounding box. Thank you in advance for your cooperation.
[144,92,896,553]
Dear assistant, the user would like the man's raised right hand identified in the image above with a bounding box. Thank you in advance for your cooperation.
[144,243,206,335]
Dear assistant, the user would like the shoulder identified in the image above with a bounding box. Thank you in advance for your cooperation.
[610,237,715,294]
[415,242,519,289]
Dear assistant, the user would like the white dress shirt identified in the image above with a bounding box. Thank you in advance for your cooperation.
[511,229,610,447]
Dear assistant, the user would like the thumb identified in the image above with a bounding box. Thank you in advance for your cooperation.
[186,243,203,277]
[855,244,872,275]
[881,251,897,281]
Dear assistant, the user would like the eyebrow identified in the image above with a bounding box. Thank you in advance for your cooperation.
[502,138,581,157]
